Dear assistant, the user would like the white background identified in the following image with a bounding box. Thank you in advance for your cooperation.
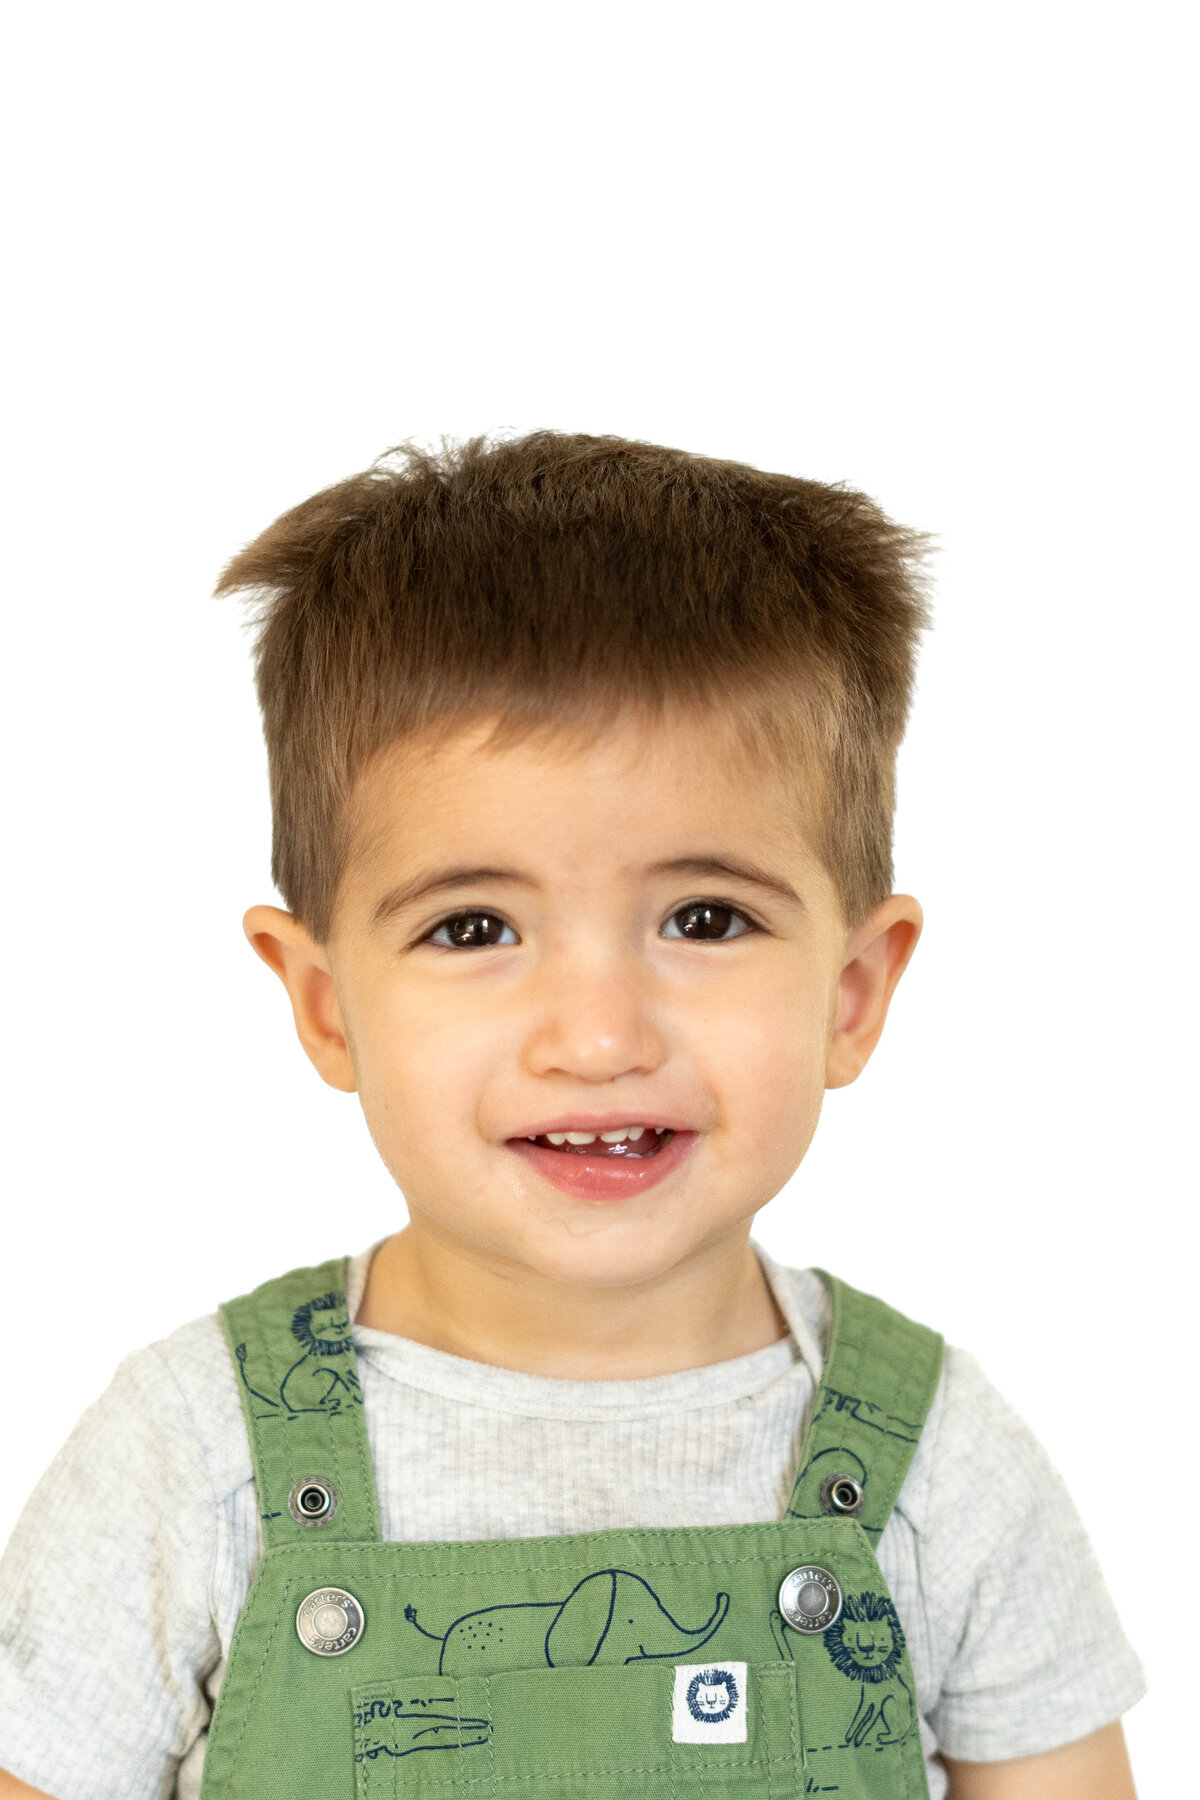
[2,3,1194,1792]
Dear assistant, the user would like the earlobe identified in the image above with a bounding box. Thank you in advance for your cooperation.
[825,895,923,1090]
[242,905,357,1093]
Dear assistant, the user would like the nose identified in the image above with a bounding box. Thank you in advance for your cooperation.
[521,950,667,1083]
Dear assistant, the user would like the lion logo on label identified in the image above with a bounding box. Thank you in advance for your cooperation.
[686,1667,739,1724]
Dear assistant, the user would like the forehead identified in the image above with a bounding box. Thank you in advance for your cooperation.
[344,710,823,891]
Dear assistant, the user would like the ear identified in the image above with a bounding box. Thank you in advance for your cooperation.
[243,904,357,1093]
[545,1571,617,1667]
[825,894,923,1090]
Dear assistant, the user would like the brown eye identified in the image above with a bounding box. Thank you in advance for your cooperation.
[429,912,516,949]
[663,902,751,942]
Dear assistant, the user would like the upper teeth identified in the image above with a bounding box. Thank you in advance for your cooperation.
[541,1126,649,1146]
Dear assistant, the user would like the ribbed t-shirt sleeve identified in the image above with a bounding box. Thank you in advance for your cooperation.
[921,1347,1146,1762]
[0,1344,220,1800]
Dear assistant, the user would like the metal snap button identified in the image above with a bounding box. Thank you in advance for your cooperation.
[819,1473,864,1517]
[778,1565,842,1633]
[296,1586,365,1656]
[288,1476,339,1526]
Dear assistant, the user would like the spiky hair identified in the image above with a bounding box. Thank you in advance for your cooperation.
[218,433,931,939]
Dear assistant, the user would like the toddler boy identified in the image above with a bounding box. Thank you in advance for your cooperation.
[0,435,1144,1799]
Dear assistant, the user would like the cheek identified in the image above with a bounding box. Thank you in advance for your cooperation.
[348,979,509,1144]
[692,968,830,1148]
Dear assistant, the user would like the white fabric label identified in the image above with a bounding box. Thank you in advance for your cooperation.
[671,1661,748,1744]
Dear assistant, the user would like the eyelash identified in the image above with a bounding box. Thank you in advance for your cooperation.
[419,900,761,951]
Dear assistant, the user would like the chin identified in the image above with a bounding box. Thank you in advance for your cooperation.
[508,1210,738,1291]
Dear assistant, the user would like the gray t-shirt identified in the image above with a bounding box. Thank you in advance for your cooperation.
[0,1245,1144,1799]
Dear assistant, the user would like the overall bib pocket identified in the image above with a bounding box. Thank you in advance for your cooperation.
[352,1661,802,1798]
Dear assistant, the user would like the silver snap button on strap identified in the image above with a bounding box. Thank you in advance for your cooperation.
[296,1586,365,1656]
[819,1473,864,1517]
[778,1565,842,1633]
[288,1476,339,1526]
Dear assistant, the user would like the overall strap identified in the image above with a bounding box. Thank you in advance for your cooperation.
[785,1272,944,1538]
[220,1256,382,1550]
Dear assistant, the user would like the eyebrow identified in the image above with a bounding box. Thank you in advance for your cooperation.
[370,867,531,929]
[648,857,803,908]
[369,854,803,931]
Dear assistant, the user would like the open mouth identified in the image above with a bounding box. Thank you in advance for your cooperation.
[521,1126,674,1158]
[508,1123,695,1200]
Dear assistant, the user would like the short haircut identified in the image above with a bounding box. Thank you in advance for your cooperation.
[217,433,930,940]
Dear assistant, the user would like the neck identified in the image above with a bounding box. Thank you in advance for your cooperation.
[356,1225,789,1379]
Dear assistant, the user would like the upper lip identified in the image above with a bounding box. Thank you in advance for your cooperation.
[507,1112,696,1139]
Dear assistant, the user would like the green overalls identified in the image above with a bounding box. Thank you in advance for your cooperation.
[200,1258,943,1800]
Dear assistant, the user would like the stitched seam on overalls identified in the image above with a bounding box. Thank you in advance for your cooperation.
[847,1302,922,1525]
[310,1262,358,1546]
[784,1663,802,1791]
[403,1756,795,1786]
[215,1576,293,1795]
[351,1347,378,1537]
[269,1518,848,1552]
[321,1270,347,1541]
[250,1298,293,1540]
[342,1255,380,1540]
[839,1322,894,1530]
[268,1540,860,1582]
[898,1697,915,1800]
[396,1683,405,1800]
[696,1680,705,1800]
[791,1658,813,1771]
[485,1675,496,1796]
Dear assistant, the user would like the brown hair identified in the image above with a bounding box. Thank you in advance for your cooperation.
[216,432,930,940]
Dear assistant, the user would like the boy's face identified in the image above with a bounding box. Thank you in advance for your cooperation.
[249,711,920,1293]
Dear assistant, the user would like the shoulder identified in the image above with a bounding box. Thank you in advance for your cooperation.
[760,1255,1056,1536]
[0,1309,252,1793]
[139,1307,255,1502]
[110,1240,375,1503]
[34,1304,254,1519]
[895,1341,1037,1536]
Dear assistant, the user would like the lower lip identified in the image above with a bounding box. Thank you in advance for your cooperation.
[507,1131,697,1201]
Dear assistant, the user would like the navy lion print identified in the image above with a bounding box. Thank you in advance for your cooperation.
[824,1592,915,1748]
[234,1290,362,1418]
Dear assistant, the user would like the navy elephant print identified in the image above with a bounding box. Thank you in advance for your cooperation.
[404,1569,731,1673]
[235,1290,362,1418]
[823,1593,915,1748]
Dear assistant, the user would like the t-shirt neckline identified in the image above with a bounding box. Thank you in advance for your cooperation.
[345,1239,817,1422]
